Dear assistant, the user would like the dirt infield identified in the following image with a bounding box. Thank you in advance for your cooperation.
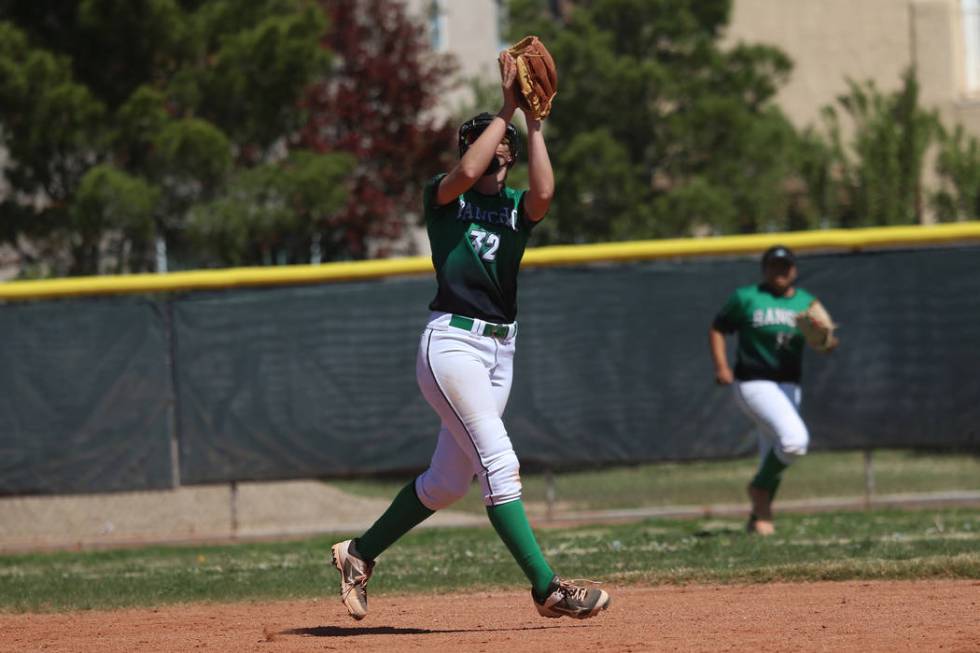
[2,581,978,652]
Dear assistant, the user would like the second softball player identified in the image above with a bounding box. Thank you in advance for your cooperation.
[709,245,838,535]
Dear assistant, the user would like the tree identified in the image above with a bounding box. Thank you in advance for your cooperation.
[299,0,459,260]
[71,164,160,274]
[819,68,939,227]
[505,0,811,242]
[0,19,106,273]
[932,124,980,221]
[0,0,354,275]
[186,150,354,265]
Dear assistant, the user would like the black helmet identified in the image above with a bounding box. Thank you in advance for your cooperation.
[458,112,521,161]
[761,245,796,267]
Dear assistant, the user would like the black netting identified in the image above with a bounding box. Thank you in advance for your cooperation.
[0,297,174,494]
[3,245,977,495]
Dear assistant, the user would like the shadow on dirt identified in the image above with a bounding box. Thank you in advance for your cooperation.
[283,623,592,637]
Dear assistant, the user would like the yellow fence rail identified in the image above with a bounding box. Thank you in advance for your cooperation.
[2,221,979,301]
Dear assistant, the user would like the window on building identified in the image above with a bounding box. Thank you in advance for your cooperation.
[496,0,509,50]
[962,0,980,94]
[428,0,448,52]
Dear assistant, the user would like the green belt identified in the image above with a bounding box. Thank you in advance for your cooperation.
[449,314,515,339]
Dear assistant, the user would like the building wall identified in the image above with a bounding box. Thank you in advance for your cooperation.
[404,0,980,143]
[401,0,504,114]
[725,0,980,222]
[726,0,980,133]
[727,0,914,127]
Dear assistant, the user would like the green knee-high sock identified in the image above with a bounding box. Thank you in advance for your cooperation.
[750,449,789,500]
[486,499,555,600]
[354,479,434,561]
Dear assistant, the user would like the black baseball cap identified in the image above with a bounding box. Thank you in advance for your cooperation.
[761,245,796,266]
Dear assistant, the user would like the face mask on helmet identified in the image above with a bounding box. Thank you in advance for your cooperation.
[479,141,516,176]
[483,155,504,176]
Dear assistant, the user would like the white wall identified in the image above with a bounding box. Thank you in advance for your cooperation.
[402,0,504,116]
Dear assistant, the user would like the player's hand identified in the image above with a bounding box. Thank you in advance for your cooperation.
[715,366,734,385]
[498,51,518,112]
[823,335,840,352]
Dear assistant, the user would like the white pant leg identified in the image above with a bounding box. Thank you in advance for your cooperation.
[415,325,521,508]
[489,334,514,415]
[415,343,513,510]
[734,380,809,464]
[415,424,475,510]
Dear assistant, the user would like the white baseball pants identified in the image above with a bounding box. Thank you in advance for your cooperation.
[734,380,809,465]
[414,312,522,509]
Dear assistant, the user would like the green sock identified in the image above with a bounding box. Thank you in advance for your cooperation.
[354,479,434,561]
[486,499,555,600]
[750,449,788,499]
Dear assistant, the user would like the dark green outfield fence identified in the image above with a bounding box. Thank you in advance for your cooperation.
[1,245,979,495]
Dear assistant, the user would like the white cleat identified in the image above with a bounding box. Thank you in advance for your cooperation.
[330,540,375,620]
[746,514,776,536]
[533,576,611,619]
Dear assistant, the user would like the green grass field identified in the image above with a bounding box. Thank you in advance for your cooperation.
[2,507,978,613]
[334,450,980,513]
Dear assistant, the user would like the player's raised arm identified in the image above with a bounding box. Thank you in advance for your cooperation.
[522,115,554,222]
[435,52,519,206]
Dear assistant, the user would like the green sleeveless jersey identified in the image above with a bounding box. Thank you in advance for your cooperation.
[713,284,816,382]
[423,173,535,324]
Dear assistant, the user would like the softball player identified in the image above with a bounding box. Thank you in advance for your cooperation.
[709,246,837,535]
[330,52,610,621]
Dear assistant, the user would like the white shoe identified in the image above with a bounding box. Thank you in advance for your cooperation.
[746,514,775,536]
[330,540,375,620]
[533,576,611,619]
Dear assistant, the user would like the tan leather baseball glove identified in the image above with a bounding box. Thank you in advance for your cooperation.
[506,36,557,120]
[796,299,839,352]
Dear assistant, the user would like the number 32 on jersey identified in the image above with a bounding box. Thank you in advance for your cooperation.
[467,226,500,262]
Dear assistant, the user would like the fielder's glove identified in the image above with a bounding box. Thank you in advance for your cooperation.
[506,36,558,120]
[796,299,839,352]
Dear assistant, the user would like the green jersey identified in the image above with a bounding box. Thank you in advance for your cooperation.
[423,173,536,324]
[713,284,816,383]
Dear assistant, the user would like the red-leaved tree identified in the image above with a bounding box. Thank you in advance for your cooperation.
[301,0,459,259]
